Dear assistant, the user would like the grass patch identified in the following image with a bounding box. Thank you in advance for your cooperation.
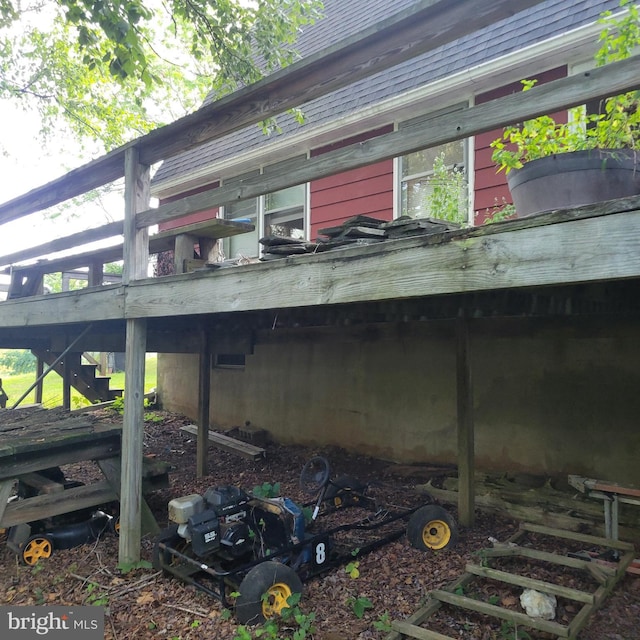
[0,354,157,409]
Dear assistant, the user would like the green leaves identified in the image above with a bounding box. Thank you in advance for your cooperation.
[491,0,640,173]
[1,0,323,151]
[347,595,373,619]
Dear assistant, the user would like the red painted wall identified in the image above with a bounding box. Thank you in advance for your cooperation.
[158,182,220,231]
[310,127,394,240]
[474,66,567,224]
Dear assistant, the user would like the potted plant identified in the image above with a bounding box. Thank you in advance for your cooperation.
[490,0,640,216]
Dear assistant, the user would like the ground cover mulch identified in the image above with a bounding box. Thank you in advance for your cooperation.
[1,409,638,639]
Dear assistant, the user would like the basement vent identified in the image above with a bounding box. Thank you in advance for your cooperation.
[214,353,246,369]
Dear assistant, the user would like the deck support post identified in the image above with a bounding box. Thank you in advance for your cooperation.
[119,147,150,565]
[456,310,475,527]
[197,325,211,478]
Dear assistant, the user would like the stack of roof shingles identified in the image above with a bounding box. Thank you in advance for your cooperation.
[259,215,461,260]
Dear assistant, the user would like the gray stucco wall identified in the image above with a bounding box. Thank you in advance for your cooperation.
[157,318,640,485]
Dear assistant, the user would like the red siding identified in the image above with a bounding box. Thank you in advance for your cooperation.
[310,127,394,240]
[473,67,567,224]
[158,182,220,231]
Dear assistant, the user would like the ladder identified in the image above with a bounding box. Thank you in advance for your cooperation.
[387,523,635,640]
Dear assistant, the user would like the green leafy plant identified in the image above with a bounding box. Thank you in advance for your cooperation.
[84,582,109,607]
[345,560,360,579]
[373,611,392,632]
[118,559,153,573]
[491,0,640,173]
[483,198,516,224]
[423,152,468,224]
[232,592,316,640]
[347,595,374,619]
[110,395,125,415]
[252,482,281,498]
[497,620,532,640]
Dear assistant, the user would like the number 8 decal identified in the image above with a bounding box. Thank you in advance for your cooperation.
[315,541,326,565]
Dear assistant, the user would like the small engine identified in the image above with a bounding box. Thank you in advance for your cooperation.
[168,486,251,559]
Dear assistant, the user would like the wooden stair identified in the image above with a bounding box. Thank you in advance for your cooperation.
[387,523,635,640]
[33,349,123,404]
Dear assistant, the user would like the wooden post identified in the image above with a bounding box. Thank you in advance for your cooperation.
[197,325,211,478]
[174,234,196,274]
[123,148,149,286]
[119,147,150,565]
[35,357,44,404]
[119,317,148,563]
[88,258,104,287]
[456,310,475,528]
[62,354,71,410]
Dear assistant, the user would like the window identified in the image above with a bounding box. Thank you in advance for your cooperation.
[397,106,469,224]
[400,142,466,221]
[214,353,246,368]
[226,197,260,260]
[224,182,307,259]
[264,185,306,240]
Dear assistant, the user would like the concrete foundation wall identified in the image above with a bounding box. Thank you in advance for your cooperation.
[157,319,640,485]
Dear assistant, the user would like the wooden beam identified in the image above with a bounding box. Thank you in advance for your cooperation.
[119,146,151,564]
[119,317,147,563]
[137,55,640,228]
[456,310,474,527]
[0,221,124,270]
[123,148,150,284]
[197,326,211,477]
[125,206,640,321]
[0,0,548,223]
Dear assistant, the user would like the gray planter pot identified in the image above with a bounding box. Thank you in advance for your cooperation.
[507,149,640,217]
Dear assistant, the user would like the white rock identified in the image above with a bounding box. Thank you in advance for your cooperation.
[520,589,557,620]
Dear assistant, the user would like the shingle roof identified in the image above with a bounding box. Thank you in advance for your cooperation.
[153,0,621,190]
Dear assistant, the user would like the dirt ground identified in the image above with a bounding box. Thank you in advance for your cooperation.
[1,409,638,640]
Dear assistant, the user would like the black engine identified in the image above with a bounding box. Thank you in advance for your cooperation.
[174,486,252,559]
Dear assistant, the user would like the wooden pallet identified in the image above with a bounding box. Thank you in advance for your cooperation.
[387,523,635,640]
[181,424,266,460]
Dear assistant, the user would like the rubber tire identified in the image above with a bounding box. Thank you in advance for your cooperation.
[324,475,366,507]
[407,505,458,551]
[235,561,303,625]
[21,534,54,566]
[299,456,331,496]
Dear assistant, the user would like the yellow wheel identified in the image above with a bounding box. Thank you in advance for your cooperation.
[421,519,451,550]
[407,505,458,552]
[262,582,293,618]
[236,561,303,624]
[21,535,54,565]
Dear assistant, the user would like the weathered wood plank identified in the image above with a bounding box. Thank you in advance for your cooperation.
[119,315,148,562]
[430,590,569,637]
[0,479,14,532]
[97,458,161,537]
[181,424,266,460]
[138,56,640,228]
[390,621,456,640]
[0,286,125,326]
[0,221,125,270]
[2,205,640,329]
[482,546,615,582]
[519,522,635,551]
[19,473,66,495]
[197,327,211,477]
[465,564,595,604]
[456,311,474,527]
[0,0,549,224]
[0,480,117,527]
[126,208,640,320]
